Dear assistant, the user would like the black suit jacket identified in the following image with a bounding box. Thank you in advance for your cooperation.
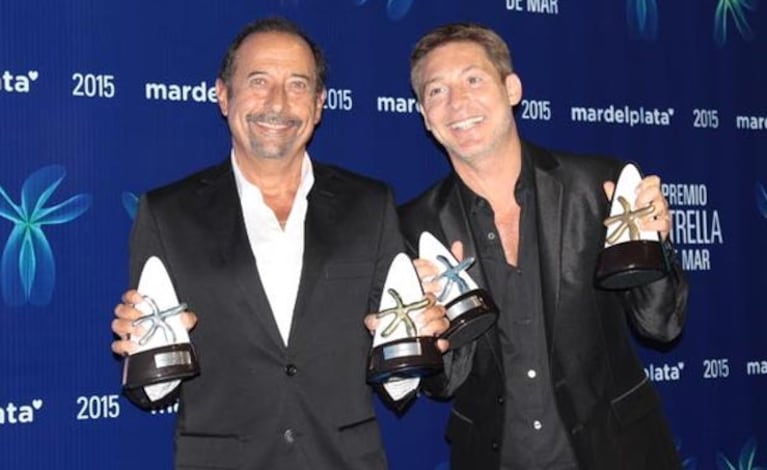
[129,160,403,470]
[399,141,688,470]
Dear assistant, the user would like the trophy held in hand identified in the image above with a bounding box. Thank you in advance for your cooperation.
[122,256,199,409]
[418,232,497,350]
[595,163,669,290]
[367,253,443,403]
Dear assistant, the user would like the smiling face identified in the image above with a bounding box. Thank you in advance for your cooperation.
[416,40,521,167]
[215,31,325,164]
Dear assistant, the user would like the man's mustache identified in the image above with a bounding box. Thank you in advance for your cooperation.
[246,112,302,128]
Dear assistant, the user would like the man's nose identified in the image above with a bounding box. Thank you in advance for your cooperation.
[266,85,288,112]
[447,85,469,110]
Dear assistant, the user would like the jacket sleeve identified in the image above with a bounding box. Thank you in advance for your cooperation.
[128,194,166,287]
[421,341,477,399]
[622,238,689,342]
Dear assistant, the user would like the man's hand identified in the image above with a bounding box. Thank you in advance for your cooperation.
[365,241,466,353]
[111,289,197,355]
[364,294,450,352]
[603,175,672,241]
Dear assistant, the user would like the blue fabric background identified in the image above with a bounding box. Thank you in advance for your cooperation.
[0,1,764,468]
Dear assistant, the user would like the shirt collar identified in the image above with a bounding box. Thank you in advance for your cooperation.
[458,149,534,213]
[230,150,315,203]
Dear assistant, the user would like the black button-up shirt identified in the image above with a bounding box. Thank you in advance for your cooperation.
[458,152,578,470]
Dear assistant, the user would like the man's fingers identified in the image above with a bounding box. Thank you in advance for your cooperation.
[633,175,671,240]
[413,258,439,280]
[414,259,444,295]
[121,289,142,306]
[114,300,143,321]
[420,301,449,337]
[636,175,661,194]
[111,317,146,339]
[112,290,196,357]
[639,212,672,241]
[603,181,615,200]
[111,339,137,356]
[450,241,464,261]
[111,317,132,338]
[421,317,450,338]
[364,313,379,335]
[634,175,665,210]
[180,311,198,331]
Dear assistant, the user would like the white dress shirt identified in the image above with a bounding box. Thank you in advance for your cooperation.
[231,151,314,346]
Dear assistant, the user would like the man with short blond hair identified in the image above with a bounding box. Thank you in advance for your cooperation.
[400,22,688,470]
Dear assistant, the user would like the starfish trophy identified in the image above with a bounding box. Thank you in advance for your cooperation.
[376,288,432,338]
[132,296,187,346]
[434,255,475,302]
[603,196,655,245]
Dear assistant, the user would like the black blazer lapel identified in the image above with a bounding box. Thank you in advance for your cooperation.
[529,143,564,353]
[439,180,484,289]
[197,163,286,352]
[437,177,503,369]
[288,172,336,340]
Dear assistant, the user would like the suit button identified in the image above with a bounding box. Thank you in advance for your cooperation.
[496,395,504,405]
[491,440,500,451]
[283,429,295,444]
[285,364,298,376]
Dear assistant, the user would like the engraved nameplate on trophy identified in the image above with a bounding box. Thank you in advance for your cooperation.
[419,232,497,350]
[595,163,669,290]
[121,256,199,409]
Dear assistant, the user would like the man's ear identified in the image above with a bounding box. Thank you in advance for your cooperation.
[314,88,326,123]
[505,73,522,107]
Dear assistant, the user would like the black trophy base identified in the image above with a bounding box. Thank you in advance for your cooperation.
[367,336,442,384]
[441,289,498,350]
[595,240,668,290]
[122,342,199,409]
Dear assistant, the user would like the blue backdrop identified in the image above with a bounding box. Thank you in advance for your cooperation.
[1,1,765,469]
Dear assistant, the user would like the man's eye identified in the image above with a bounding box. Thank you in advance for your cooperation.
[427,87,443,97]
[467,76,482,85]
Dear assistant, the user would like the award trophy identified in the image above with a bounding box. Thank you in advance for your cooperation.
[122,256,199,409]
[419,231,498,350]
[595,163,669,290]
[367,253,443,402]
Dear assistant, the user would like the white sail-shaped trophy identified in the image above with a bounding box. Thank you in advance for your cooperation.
[595,163,669,289]
[122,256,199,408]
[367,253,442,403]
[419,232,497,350]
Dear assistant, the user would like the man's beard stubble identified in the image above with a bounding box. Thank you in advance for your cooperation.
[246,111,303,160]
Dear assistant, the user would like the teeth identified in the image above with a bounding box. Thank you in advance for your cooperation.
[451,116,483,130]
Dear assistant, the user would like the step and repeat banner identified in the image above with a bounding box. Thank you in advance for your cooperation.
[1,1,765,469]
